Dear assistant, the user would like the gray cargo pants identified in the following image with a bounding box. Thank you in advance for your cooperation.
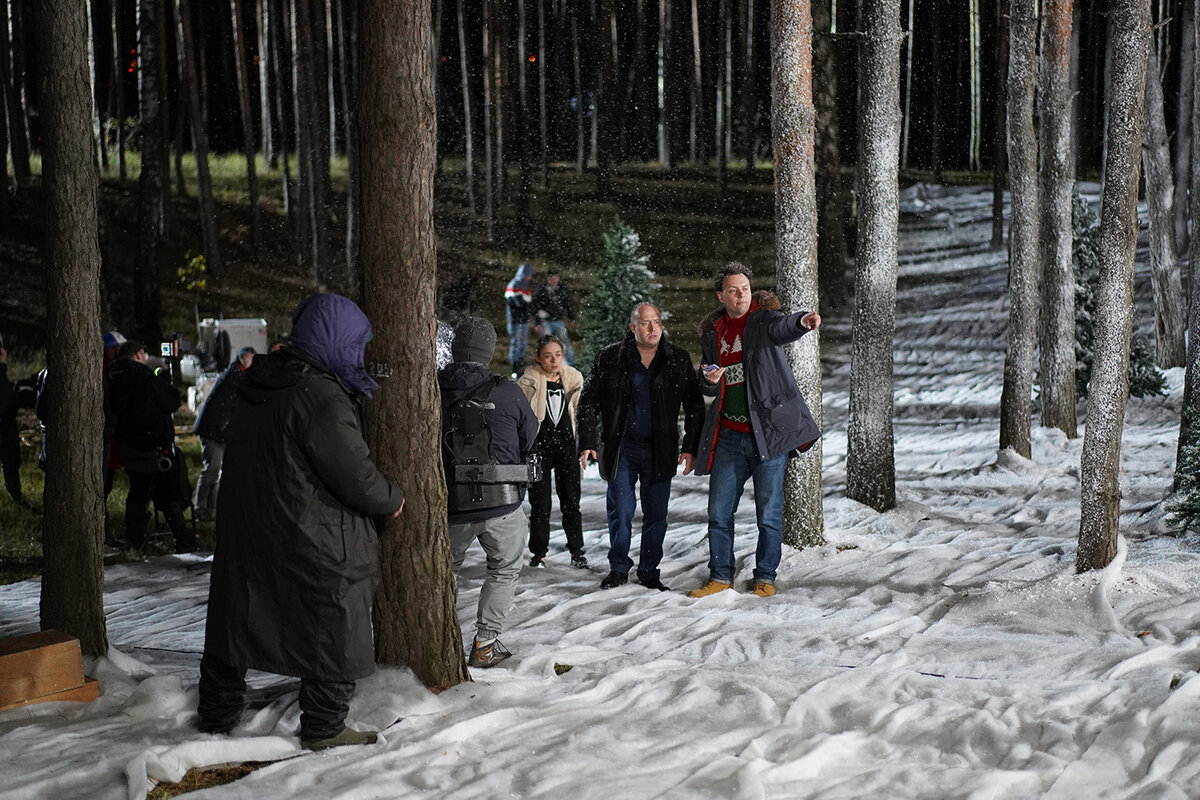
[449,506,528,643]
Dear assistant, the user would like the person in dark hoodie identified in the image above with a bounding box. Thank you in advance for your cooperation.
[197,293,404,751]
[191,346,256,520]
[688,262,821,599]
[109,340,193,551]
[439,316,538,668]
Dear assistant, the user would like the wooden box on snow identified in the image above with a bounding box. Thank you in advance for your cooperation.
[0,630,92,710]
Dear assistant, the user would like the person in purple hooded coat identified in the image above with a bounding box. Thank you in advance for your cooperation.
[198,293,404,751]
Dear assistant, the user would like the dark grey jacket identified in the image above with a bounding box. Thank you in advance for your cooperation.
[695,293,821,475]
[204,347,403,682]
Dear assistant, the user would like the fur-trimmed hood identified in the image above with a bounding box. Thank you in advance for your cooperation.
[697,290,783,334]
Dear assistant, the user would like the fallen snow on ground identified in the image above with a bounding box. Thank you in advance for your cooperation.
[4,184,1200,799]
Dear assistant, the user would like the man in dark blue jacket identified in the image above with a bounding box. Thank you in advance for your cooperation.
[439,316,538,668]
[577,303,705,592]
[192,347,256,520]
[689,263,821,599]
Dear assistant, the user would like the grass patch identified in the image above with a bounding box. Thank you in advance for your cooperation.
[146,761,277,799]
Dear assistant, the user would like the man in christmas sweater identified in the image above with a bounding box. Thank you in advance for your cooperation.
[689,263,821,598]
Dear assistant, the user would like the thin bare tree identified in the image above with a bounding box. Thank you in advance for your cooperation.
[846,0,902,513]
[231,0,264,260]
[1037,0,1076,437]
[1077,0,1150,573]
[999,0,1040,458]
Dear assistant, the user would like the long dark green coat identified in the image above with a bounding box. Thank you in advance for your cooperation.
[203,348,402,681]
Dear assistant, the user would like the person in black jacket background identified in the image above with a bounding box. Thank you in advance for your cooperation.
[192,347,256,520]
[577,303,705,592]
[109,340,193,551]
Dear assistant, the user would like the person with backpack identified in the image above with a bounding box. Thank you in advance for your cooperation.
[439,316,538,668]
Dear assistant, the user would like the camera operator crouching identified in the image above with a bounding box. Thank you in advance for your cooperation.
[109,340,195,552]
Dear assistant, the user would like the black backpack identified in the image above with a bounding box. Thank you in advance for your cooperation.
[443,376,534,512]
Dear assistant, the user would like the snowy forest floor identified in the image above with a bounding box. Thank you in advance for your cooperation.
[3,183,1200,799]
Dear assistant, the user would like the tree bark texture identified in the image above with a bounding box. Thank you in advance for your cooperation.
[771,0,823,548]
[1177,0,1200,490]
[135,0,165,345]
[998,0,1040,459]
[231,0,264,260]
[990,0,1009,250]
[1174,0,1195,255]
[846,0,901,513]
[359,0,468,688]
[33,0,108,656]
[1077,0,1148,574]
[1037,0,1077,438]
[1142,44,1187,368]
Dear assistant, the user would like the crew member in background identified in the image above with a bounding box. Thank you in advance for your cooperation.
[192,347,256,521]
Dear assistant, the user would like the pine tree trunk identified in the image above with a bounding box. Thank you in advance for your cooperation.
[1175,0,1195,256]
[572,4,585,174]
[270,0,292,212]
[292,0,315,276]
[231,0,264,260]
[741,0,756,170]
[716,0,729,191]
[999,0,1039,458]
[846,0,901,513]
[176,0,225,277]
[33,0,108,656]
[359,0,468,689]
[258,0,276,166]
[689,0,702,163]
[660,0,673,167]
[1037,0,1076,437]
[1077,0,1149,573]
[341,0,361,295]
[483,0,496,239]
[516,0,533,228]
[6,0,30,185]
[597,0,615,195]
[1178,0,1200,491]
[1142,44,1187,368]
[991,0,1009,250]
[135,0,166,345]
[456,0,476,211]
[771,0,823,548]
[538,0,549,186]
[813,0,847,313]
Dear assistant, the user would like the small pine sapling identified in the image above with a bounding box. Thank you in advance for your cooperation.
[582,218,659,361]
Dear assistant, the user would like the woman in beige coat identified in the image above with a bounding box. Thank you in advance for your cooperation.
[517,335,588,568]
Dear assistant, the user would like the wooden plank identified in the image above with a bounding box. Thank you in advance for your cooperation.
[0,630,85,707]
[0,676,99,713]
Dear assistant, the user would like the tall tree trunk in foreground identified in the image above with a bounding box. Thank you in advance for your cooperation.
[33,0,108,656]
[771,0,823,547]
[1077,0,1149,573]
[1142,44,1187,368]
[1037,0,1076,437]
[360,0,468,688]
[1178,0,1200,491]
[999,0,1040,458]
[846,0,901,513]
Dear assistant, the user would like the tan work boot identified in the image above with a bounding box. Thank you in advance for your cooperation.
[301,726,379,751]
[751,582,776,597]
[687,579,733,598]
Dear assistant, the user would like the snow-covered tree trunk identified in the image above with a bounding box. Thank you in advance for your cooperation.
[999,0,1040,459]
[1142,44,1188,368]
[1077,0,1149,574]
[1174,0,1195,255]
[771,0,823,547]
[846,0,900,513]
[1037,0,1077,438]
[360,0,468,687]
[1178,0,1200,491]
[34,0,108,655]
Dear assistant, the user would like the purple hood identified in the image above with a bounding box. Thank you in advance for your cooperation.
[290,293,380,398]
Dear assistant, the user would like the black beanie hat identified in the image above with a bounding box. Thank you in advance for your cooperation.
[452,316,497,364]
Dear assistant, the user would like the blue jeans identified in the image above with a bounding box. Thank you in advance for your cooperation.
[606,438,672,581]
[507,319,530,365]
[706,427,786,584]
[538,318,576,365]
